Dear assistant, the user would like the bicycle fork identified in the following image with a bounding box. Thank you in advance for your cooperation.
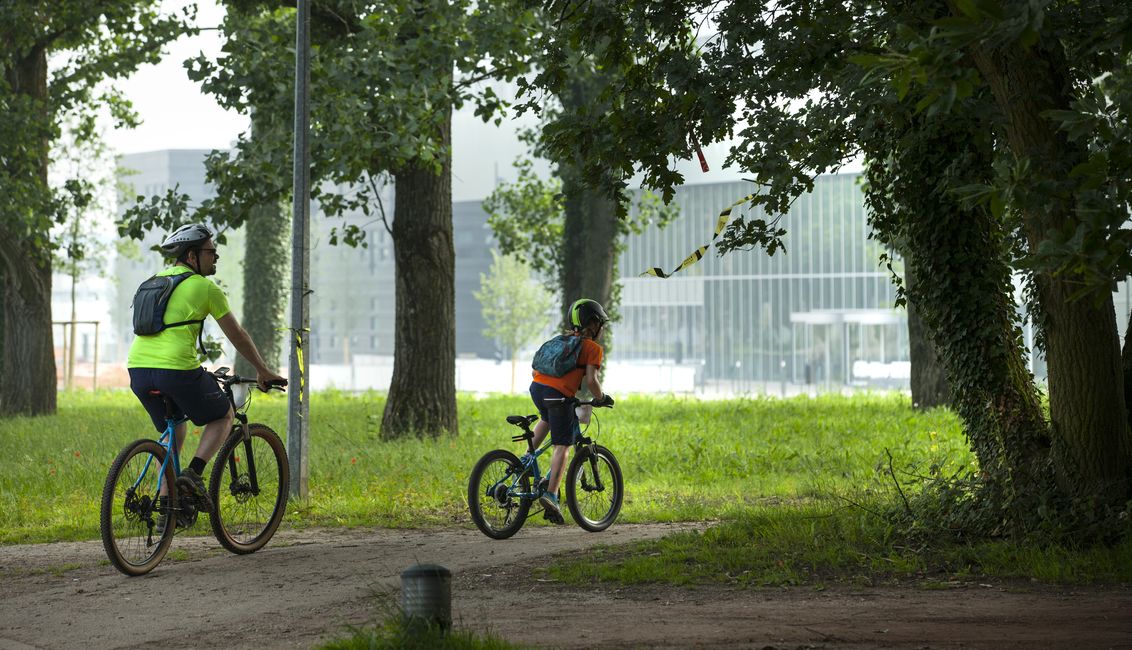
[579,445,606,492]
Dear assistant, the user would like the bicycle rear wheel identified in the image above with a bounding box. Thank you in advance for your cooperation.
[100,439,176,576]
[565,445,623,532]
[468,449,531,539]
[208,423,289,554]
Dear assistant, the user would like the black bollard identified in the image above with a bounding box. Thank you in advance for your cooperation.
[401,564,452,632]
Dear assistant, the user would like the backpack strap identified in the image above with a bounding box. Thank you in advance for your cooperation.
[164,271,208,356]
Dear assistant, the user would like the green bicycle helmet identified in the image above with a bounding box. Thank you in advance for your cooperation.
[569,298,609,330]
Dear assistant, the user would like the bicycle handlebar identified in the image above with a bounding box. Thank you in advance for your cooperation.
[210,367,288,392]
[573,395,614,408]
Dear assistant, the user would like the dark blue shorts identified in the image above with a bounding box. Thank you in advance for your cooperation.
[129,367,230,432]
[529,382,580,446]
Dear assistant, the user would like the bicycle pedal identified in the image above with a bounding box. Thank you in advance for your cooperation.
[542,509,565,525]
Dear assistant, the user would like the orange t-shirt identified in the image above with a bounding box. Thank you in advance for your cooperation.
[532,336,603,397]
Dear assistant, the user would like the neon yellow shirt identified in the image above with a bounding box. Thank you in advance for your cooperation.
[127,265,231,370]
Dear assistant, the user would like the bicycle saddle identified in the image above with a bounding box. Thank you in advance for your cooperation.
[506,414,539,428]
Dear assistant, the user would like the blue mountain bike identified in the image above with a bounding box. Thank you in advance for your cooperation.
[99,367,288,576]
[468,397,623,539]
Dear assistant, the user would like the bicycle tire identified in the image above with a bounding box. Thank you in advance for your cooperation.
[208,423,289,554]
[565,445,623,532]
[468,449,531,539]
[100,439,177,576]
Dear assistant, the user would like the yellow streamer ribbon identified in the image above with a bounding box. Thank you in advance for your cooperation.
[280,326,310,414]
[640,193,756,279]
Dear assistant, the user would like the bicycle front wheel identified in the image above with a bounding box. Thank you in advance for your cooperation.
[565,445,623,532]
[468,449,531,539]
[100,439,176,576]
[208,423,289,554]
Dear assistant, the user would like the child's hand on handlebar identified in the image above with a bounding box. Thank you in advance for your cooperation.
[595,394,615,408]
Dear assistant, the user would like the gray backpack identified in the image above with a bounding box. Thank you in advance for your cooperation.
[131,271,206,354]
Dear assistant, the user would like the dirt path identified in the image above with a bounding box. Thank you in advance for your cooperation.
[1,523,1129,649]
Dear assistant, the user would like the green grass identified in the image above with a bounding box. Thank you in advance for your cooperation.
[0,389,967,545]
[547,503,1132,587]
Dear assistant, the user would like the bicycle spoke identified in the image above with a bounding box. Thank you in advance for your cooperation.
[101,440,175,575]
[566,446,623,532]
[468,450,530,539]
[210,424,288,554]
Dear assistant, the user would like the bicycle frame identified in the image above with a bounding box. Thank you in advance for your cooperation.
[133,409,190,498]
[503,401,602,501]
[130,370,257,501]
[507,437,554,500]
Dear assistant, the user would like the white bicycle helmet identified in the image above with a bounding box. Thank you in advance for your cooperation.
[160,223,213,258]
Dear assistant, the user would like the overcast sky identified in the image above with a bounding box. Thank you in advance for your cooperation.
[103,1,746,203]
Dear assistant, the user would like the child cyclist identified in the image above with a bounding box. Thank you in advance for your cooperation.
[529,298,614,523]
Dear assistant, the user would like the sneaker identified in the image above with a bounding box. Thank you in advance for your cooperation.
[153,496,171,536]
[154,509,196,536]
[539,491,564,525]
[176,468,214,513]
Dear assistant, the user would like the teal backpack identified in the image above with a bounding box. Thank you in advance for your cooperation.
[531,334,584,377]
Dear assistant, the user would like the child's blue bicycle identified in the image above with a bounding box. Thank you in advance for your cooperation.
[467,397,623,539]
[99,367,288,576]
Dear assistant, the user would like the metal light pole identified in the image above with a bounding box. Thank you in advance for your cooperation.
[287,0,311,500]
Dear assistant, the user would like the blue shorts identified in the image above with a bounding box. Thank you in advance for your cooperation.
[129,367,230,432]
[529,382,580,446]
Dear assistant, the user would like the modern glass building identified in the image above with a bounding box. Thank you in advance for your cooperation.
[112,150,244,363]
[616,175,907,393]
[112,151,909,393]
[111,149,1132,395]
[304,198,497,363]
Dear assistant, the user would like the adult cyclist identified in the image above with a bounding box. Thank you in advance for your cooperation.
[127,223,285,518]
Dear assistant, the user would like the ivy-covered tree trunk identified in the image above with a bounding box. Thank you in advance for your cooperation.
[966,33,1132,505]
[0,44,57,416]
[904,263,949,410]
[866,114,1054,531]
[381,107,457,439]
[235,200,290,378]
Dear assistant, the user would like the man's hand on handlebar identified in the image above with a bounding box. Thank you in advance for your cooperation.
[594,394,615,408]
[257,370,288,393]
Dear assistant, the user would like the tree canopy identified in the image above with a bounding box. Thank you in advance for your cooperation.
[118,0,538,437]
[0,2,193,415]
[522,0,1132,537]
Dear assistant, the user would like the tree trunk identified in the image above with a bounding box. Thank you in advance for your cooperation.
[0,44,56,416]
[904,262,949,409]
[1122,310,1132,434]
[235,200,290,378]
[559,165,618,316]
[966,28,1132,504]
[866,111,1053,532]
[557,72,620,354]
[68,271,77,390]
[0,243,56,416]
[382,107,457,438]
[510,354,517,393]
